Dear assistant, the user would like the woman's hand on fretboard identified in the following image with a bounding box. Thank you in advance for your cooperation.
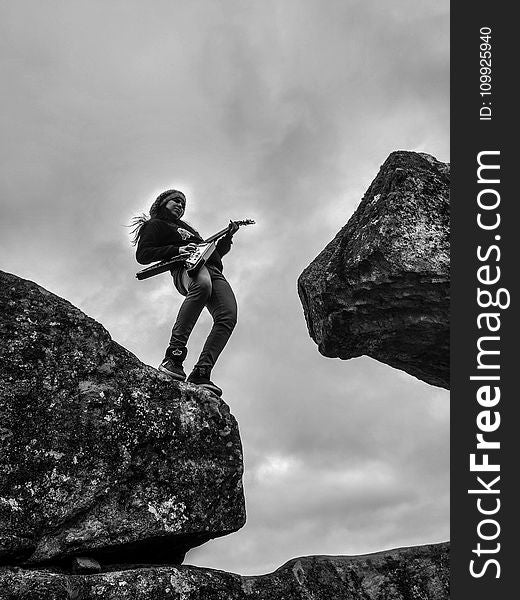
[228,220,240,235]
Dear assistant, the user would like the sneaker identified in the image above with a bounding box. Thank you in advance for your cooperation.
[159,358,186,380]
[158,346,187,381]
[187,366,222,396]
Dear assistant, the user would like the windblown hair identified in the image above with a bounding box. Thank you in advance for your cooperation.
[128,212,150,246]
[129,189,186,246]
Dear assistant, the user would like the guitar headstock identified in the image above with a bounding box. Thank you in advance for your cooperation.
[233,219,255,226]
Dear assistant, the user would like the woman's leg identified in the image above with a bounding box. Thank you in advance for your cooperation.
[168,266,212,351]
[194,268,237,370]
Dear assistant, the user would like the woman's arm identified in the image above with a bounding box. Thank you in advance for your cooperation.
[215,234,233,258]
[136,220,184,265]
[215,221,239,258]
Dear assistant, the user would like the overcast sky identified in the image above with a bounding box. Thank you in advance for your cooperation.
[1,0,449,576]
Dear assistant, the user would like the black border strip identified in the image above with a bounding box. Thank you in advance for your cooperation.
[451,3,516,597]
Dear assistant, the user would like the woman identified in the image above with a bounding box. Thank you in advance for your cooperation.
[131,189,238,396]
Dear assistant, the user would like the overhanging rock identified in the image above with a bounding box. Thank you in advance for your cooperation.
[298,151,450,389]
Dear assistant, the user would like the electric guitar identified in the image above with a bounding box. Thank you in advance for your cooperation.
[135,219,255,281]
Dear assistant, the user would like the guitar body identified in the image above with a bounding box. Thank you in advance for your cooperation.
[184,241,216,276]
[135,219,254,281]
[135,257,183,280]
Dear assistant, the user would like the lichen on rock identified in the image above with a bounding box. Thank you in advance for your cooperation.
[0,542,449,599]
[0,270,245,567]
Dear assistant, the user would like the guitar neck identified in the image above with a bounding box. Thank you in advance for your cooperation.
[204,219,254,242]
[204,227,230,243]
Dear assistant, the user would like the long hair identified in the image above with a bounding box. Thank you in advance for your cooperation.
[129,189,187,246]
[128,213,150,246]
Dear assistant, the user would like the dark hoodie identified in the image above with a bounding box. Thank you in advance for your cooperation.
[135,218,232,272]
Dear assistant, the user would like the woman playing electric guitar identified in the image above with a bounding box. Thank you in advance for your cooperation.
[131,189,241,396]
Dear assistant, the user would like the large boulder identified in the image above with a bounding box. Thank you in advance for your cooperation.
[0,270,245,567]
[298,151,450,389]
[0,542,449,599]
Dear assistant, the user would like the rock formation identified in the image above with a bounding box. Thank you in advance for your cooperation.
[0,268,448,598]
[0,542,449,599]
[0,270,245,567]
[298,151,450,389]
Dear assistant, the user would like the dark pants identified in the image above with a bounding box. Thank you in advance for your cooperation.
[169,265,237,370]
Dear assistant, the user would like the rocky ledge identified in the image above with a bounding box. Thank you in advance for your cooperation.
[0,270,245,568]
[0,542,449,599]
[298,151,450,389]
[0,268,448,598]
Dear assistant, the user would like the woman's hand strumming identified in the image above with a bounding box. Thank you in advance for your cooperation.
[179,243,198,257]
